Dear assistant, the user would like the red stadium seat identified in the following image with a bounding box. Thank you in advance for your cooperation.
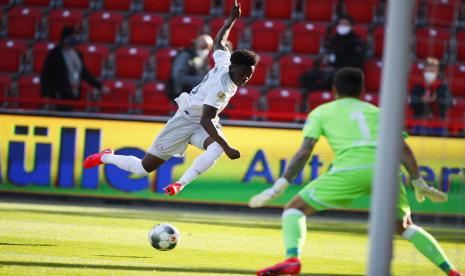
[7,7,42,39]
[263,0,294,19]
[250,20,286,52]
[345,0,380,23]
[210,18,245,48]
[103,0,131,11]
[373,25,384,58]
[183,0,211,15]
[352,24,369,42]
[364,59,383,92]
[100,80,136,113]
[415,27,450,59]
[409,61,426,90]
[362,93,379,106]
[24,0,51,6]
[76,44,109,77]
[47,9,83,41]
[267,88,302,122]
[17,75,42,110]
[456,30,465,62]
[32,42,56,73]
[129,14,164,46]
[279,54,313,87]
[63,0,91,9]
[155,48,178,81]
[0,75,12,104]
[115,47,151,79]
[426,0,460,27]
[226,87,261,120]
[88,11,123,44]
[446,64,465,97]
[247,52,273,86]
[143,0,172,12]
[224,0,253,16]
[292,22,326,54]
[169,16,204,48]
[307,91,334,110]
[304,0,336,21]
[450,98,465,122]
[0,40,27,73]
[141,81,173,115]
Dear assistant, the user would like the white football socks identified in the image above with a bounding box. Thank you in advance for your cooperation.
[101,154,149,176]
[178,142,224,186]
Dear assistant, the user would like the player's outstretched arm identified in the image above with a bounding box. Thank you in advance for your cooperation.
[401,140,447,203]
[249,138,316,208]
[214,0,241,51]
[200,104,240,160]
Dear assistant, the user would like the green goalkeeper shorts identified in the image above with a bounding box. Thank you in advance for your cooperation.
[298,168,411,219]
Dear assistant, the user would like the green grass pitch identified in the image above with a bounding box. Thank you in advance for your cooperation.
[0,201,464,276]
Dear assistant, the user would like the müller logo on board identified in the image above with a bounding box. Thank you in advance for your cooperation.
[4,125,184,193]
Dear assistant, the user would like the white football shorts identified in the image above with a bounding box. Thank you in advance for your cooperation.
[147,111,225,160]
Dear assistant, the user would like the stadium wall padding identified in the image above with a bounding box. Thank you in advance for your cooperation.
[1,114,464,216]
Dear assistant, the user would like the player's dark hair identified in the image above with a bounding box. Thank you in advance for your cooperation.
[230,49,259,67]
[333,67,364,98]
[338,14,354,25]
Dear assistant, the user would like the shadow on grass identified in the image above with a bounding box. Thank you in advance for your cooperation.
[94,254,150,259]
[0,261,361,275]
[3,208,465,243]
[0,242,56,247]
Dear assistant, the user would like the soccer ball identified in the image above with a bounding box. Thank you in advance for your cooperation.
[148,223,180,251]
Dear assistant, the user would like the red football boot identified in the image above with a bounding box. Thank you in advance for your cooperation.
[163,183,184,196]
[450,270,464,276]
[257,258,301,276]
[83,148,113,169]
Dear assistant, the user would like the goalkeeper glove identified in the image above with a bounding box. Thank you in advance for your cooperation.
[248,177,289,208]
[411,177,448,203]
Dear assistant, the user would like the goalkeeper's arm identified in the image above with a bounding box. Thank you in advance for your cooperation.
[401,140,447,203]
[249,138,317,208]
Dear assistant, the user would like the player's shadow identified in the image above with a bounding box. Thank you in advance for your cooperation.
[0,261,362,275]
[0,242,57,247]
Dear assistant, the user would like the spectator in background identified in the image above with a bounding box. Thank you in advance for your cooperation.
[40,26,108,111]
[300,15,365,94]
[168,34,214,100]
[410,58,452,119]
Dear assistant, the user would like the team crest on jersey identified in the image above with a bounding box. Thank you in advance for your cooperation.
[217,91,226,100]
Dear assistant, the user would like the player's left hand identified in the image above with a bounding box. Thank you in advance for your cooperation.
[229,0,241,20]
[225,146,241,160]
[411,177,448,203]
[249,177,289,208]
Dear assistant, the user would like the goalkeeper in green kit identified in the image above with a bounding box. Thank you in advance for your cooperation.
[251,68,463,276]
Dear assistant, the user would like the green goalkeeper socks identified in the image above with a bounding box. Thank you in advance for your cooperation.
[282,208,307,258]
[403,225,455,273]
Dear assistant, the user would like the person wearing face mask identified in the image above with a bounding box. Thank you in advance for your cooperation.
[168,34,214,101]
[409,58,452,119]
[40,26,109,111]
[299,15,365,97]
[326,15,365,70]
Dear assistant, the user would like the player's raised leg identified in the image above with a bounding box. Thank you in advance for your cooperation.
[83,149,165,176]
[257,196,316,276]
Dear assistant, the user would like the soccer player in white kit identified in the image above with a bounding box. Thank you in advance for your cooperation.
[83,0,258,196]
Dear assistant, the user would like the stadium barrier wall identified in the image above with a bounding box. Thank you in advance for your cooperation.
[1,113,464,216]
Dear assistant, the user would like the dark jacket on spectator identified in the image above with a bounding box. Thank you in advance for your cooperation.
[40,46,102,100]
[326,32,365,70]
[410,80,452,119]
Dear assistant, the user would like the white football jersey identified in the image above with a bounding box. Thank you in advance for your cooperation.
[174,50,237,122]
